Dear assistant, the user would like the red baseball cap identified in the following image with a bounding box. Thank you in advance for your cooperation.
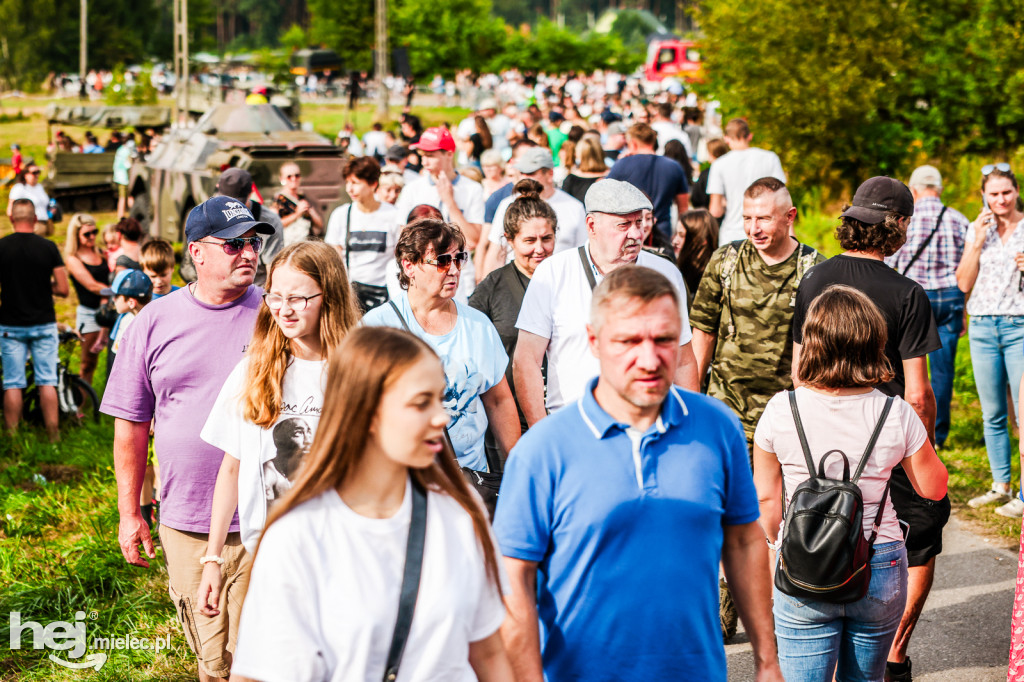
[411,127,456,153]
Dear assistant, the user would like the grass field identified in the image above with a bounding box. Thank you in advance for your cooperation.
[0,98,1020,680]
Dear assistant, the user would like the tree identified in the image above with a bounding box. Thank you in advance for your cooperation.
[391,0,507,78]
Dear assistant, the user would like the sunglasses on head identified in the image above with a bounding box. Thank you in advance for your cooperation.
[196,235,263,255]
[982,163,1012,176]
[423,251,470,272]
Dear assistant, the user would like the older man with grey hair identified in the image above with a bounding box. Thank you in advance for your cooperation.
[513,178,698,426]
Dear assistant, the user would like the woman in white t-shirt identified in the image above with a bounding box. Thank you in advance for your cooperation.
[197,241,362,614]
[229,327,513,682]
[753,285,948,682]
[324,156,402,312]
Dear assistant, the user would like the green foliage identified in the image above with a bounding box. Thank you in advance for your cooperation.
[391,0,508,78]
[104,66,159,106]
[489,20,639,77]
[307,0,375,72]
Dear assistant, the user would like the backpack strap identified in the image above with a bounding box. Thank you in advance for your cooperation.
[389,300,412,332]
[787,390,818,478]
[851,396,895,483]
[381,477,427,682]
[899,206,947,276]
[578,245,598,291]
[719,241,742,337]
[791,243,818,307]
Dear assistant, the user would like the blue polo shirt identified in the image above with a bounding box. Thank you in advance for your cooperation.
[494,378,759,681]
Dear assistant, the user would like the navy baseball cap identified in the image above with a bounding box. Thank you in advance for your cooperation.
[185,195,274,243]
[100,269,153,298]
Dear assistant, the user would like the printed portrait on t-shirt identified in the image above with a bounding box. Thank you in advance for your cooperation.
[264,417,314,501]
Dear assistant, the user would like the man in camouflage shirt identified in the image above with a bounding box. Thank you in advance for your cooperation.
[690,177,824,451]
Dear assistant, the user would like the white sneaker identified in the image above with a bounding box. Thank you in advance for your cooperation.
[969,488,1012,508]
[996,497,1024,518]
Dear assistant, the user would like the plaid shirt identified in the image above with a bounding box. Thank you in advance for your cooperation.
[885,196,969,290]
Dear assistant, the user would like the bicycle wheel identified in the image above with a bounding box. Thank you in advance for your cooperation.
[68,375,100,424]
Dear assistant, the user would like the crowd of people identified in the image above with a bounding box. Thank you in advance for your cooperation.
[5,81,1024,682]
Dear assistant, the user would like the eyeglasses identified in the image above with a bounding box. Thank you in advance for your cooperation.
[983,163,1012,176]
[195,236,263,255]
[263,292,322,311]
[80,230,98,238]
[423,251,470,272]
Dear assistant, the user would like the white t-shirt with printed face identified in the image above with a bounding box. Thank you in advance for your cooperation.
[394,173,486,301]
[706,147,786,245]
[488,189,588,262]
[201,356,327,553]
[324,202,402,287]
[231,481,507,682]
[515,244,693,413]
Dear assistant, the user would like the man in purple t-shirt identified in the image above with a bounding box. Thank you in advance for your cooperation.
[101,195,273,681]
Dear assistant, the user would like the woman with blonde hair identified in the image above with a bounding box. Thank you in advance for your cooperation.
[196,241,361,617]
[64,213,110,385]
[560,136,608,204]
[229,327,514,681]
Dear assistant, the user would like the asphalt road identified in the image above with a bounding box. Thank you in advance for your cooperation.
[726,515,1018,680]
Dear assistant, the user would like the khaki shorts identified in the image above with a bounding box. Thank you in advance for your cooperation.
[159,524,251,678]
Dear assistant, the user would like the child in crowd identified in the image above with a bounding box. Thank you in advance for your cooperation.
[103,224,122,271]
[140,238,179,299]
[377,169,405,205]
[102,269,153,361]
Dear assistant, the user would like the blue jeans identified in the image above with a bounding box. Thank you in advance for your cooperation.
[774,541,908,682]
[968,315,1024,485]
[926,287,964,447]
[0,323,59,390]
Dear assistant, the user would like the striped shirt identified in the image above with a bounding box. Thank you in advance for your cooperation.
[885,196,969,290]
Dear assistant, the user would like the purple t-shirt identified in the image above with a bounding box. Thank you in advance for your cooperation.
[100,285,262,533]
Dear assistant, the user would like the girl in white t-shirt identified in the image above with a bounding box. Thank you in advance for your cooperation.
[197,241,362,613]
[229,326,513,682]
[752,284,948,682]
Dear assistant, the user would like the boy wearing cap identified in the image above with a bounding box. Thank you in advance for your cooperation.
[101,195,274,681]
[396,126,485,299]
[792,176,945,682]
[102,269,153,358]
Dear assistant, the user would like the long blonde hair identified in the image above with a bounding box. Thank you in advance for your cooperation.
[241,241,362,428]
[64,213,101,259]
[260,327,503,590]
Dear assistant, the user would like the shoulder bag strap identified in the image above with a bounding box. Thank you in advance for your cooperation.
[787,390,818,478]
[578,245,597,291]
[900,206,947,276]
[389,299,412,332]
[851,396,895,482]
[382,477,428,682]
[344,204,354,272]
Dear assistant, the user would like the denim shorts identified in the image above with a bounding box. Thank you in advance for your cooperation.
[774,540,908,682]
[75,305,102,336]
[0,323,59,389]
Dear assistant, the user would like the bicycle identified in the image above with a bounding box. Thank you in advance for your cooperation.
[21,328,101,426]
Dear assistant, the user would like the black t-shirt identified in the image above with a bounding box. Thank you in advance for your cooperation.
[793,254,940,397]
[607,154,690,241]
[561,174,601,205]
[0,232,64,326]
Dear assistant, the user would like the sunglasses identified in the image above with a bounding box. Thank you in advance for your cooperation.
[983,163,1012,176]
[80,230,98,238]
[26,170,41,176]
[423,251,470,272]
[195,236,263,255]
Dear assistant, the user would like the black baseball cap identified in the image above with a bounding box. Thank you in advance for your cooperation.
[185,195,274,243]
[841,176,915,224]
[216,168,254,201]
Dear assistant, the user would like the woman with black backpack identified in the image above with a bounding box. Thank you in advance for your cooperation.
[752,285,948,682]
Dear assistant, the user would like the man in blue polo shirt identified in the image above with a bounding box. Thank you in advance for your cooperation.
[495,266,781,682]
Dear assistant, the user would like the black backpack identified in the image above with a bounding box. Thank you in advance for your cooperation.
[774,390,895,604]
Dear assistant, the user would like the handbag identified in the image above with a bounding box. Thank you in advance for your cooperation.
[94,299,119,329]
[387,300,502,519]
[774,391,894,604]
[381,476,427,682]
[345,205,390,313]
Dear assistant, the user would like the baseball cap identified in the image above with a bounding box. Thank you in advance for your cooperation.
[584,179,653,215]
[185,195,274,244]
[216,168,254,201]
[410,127,456,153]
[514,147,555,174]
[100,269,153,298]
[840,177,915,224]
[606,122,626,137]
[385,144,409,163]
[601,110,623,124]
[478,98,499,111]
[908,165,943,190]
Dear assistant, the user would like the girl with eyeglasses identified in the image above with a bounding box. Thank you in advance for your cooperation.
[64,213,111,386]
[363,219,521,485]
[229,327,514,681]
[196,241,361,618]
[956,164,1024,518]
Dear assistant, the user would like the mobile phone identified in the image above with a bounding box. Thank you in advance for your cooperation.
[983,194,989,210]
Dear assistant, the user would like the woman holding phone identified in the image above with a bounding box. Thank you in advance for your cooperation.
[956,163,1024,517]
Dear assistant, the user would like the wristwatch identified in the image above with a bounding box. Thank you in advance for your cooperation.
[199,555,224,566]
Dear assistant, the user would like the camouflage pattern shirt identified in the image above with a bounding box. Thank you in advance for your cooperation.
[689,239,825,444]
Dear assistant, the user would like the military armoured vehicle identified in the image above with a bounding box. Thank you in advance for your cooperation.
[44,105,172,213]
[129,104,345,242]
